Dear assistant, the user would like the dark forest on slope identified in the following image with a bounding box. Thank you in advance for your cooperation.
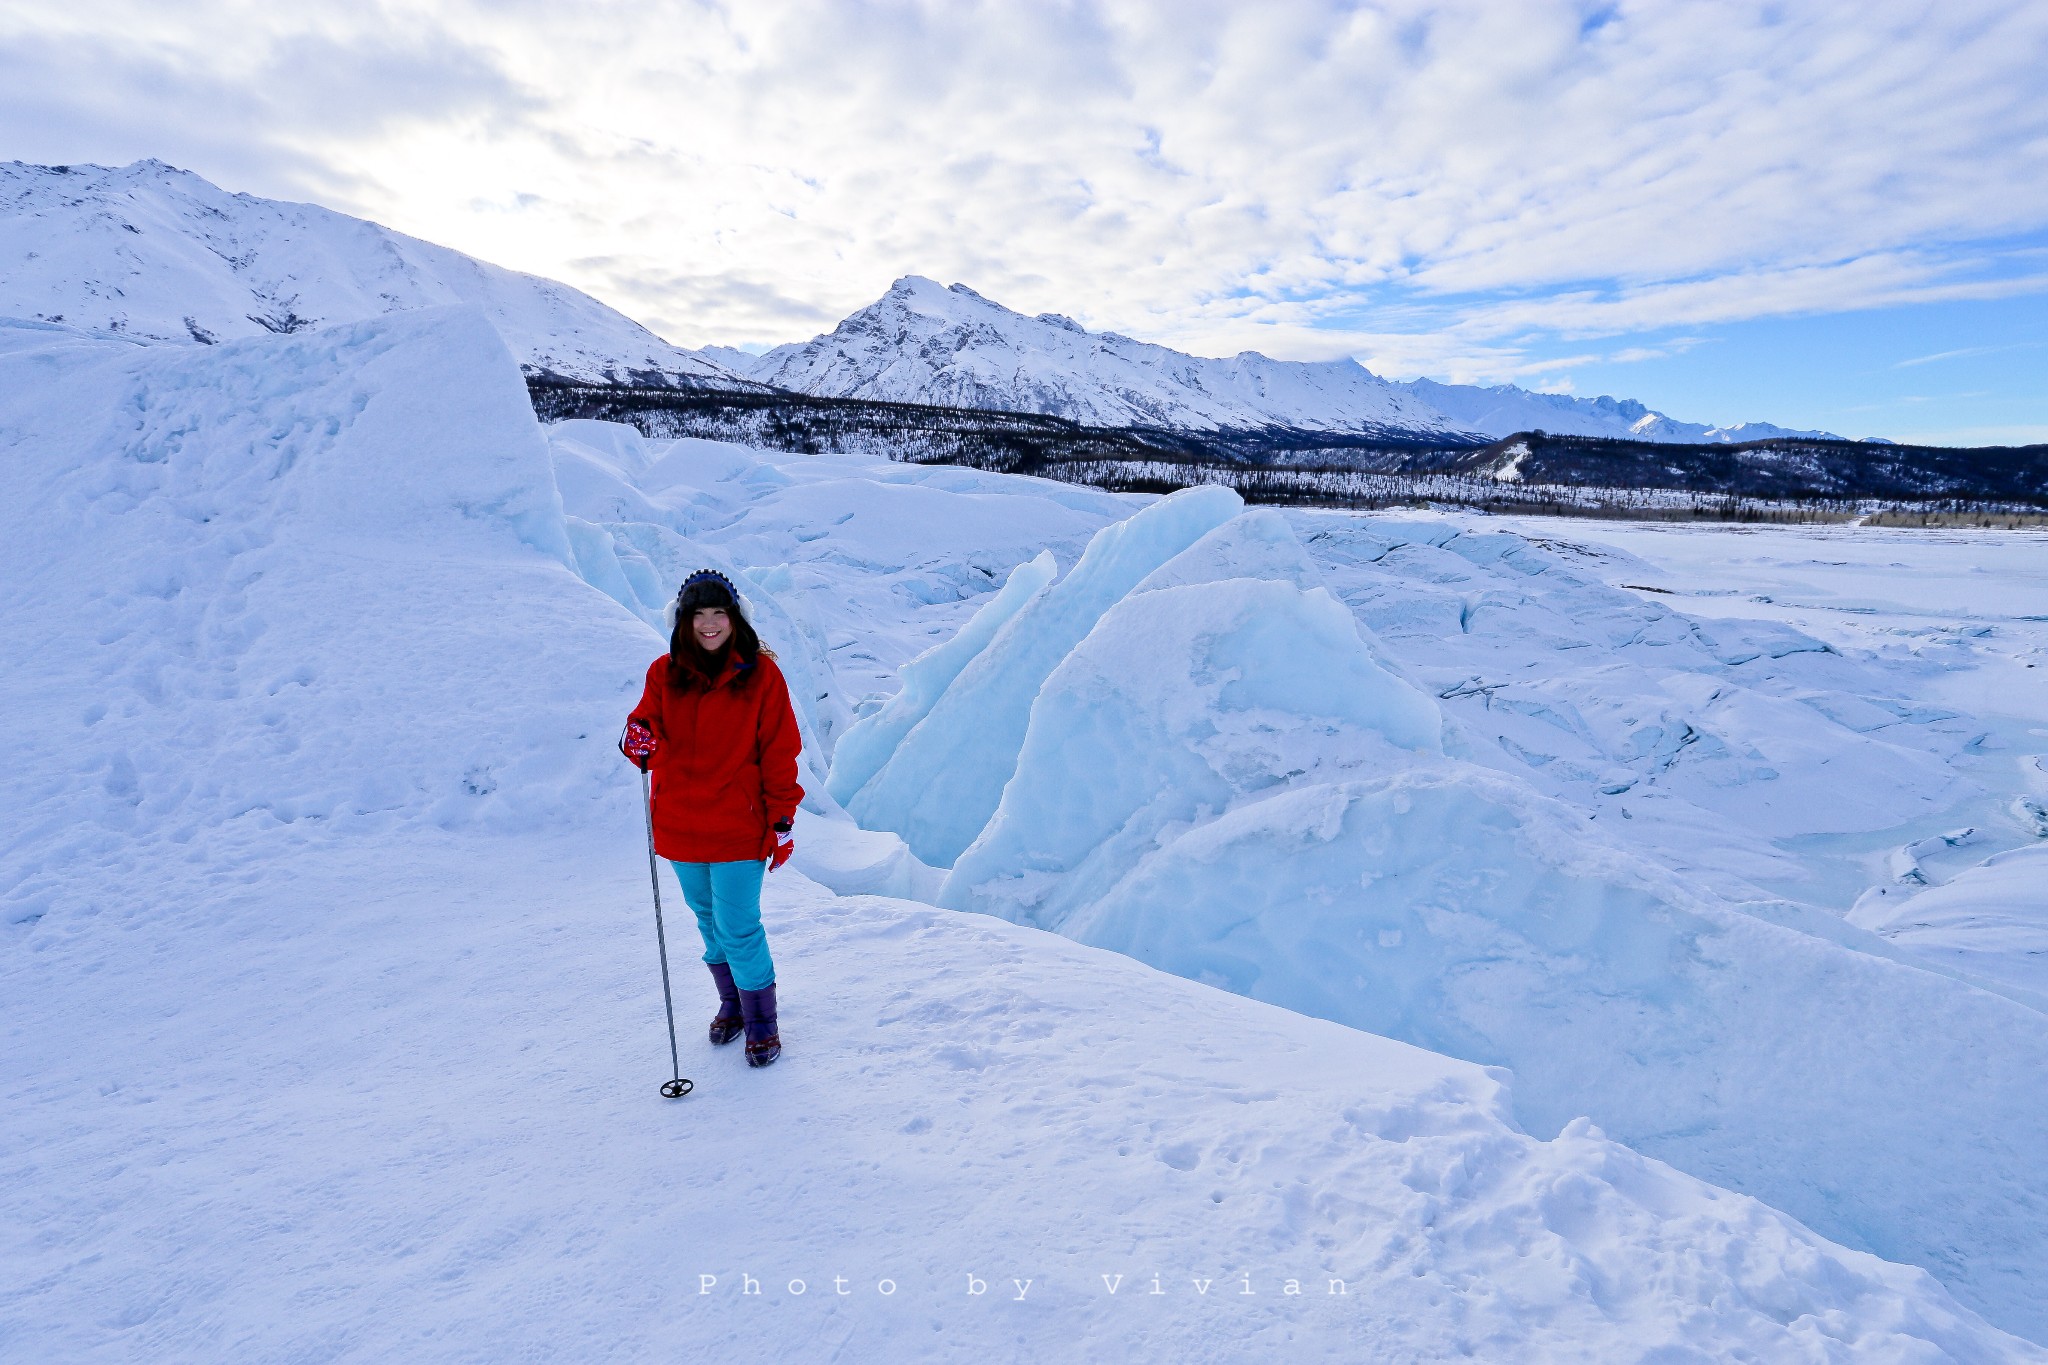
[530,379,2048,521]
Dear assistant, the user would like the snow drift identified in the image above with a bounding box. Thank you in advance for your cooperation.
[0,308,653,932]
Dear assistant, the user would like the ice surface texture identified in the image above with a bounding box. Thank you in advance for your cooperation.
[827,548,1056,807]
[1061,767,2048,1338]
[1850,843,2048,1000]
[854,494,2048,1339]
[0,306,647,930]
[942,576,1440,931]
[848,484,1244,866]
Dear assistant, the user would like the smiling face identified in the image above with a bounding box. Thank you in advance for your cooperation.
[692,606,733,653]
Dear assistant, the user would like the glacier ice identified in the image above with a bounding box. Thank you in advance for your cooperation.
[848,484,1244,866]
[1126,505,1328,597]
[827,549,1056,807]
[857,492,2048,1338]
[941,576,1440,930]
[1051,764,2048,1335]
[1848,842,2048,1002]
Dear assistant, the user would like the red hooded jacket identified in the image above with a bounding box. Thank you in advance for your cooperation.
[627,651,804,863]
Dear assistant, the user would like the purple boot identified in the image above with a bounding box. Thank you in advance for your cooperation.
[706,962,744,1047]
[739,982,780,1068]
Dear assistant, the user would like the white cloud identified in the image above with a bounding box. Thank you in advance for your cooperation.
[3,0,2046,376]
[1895,342,2044,370]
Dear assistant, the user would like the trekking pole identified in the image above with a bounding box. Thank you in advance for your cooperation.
[640,766,693,1099]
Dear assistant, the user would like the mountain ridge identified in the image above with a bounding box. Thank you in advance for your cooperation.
[0,158,752,389]
[0,159,1856,442]
[710,274,1463,436]
[702,274,1849,444]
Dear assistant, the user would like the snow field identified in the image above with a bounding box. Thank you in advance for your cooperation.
[7,831,2036,1362]
[3,307,2044,1358]
[1847,843,2048,1000]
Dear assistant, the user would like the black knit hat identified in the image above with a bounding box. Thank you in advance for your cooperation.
[676,568,738,615]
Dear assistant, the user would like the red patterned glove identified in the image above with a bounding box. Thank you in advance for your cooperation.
[620,721,657,769]
[769,823,795,872]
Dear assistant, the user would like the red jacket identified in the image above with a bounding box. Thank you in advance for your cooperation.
[628,651,804,863]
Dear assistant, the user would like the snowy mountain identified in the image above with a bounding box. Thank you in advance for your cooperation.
[0,159,750,388]
[715,276,1843,444]
[716,274,1466,435]
[1399,375,1845,443]
[3,160,1845,446]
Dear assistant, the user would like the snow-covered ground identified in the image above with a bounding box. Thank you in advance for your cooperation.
[5,308,2045,1359]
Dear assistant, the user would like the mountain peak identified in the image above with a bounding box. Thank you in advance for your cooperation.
[120,157,190,177]
[746,277,1455,435]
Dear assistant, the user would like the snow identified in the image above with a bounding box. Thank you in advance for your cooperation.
[1287,512,1995,911]
[13,833,2034,1362]
[1848,843,2048,1001]
[540,417,1129,715]
[1399,376,1846,443]
[5,306,2047,1358]
[0,308,621,911]
[717,274,1842,443]
[851,494,2048,1337]
[0,159,746,387]
[1052,768,2048,1335]
[730,275,1465,435]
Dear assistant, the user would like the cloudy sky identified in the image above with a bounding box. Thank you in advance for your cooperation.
[4,0,2045,442]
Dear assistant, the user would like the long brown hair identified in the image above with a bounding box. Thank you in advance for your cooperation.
[667,572,762,691]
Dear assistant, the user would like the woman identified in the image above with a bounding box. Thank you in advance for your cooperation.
[620,569,803,1068]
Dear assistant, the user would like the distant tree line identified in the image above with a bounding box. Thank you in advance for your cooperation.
[527,378,2048,525]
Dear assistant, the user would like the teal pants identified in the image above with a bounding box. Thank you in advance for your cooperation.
[670,859,774,991]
